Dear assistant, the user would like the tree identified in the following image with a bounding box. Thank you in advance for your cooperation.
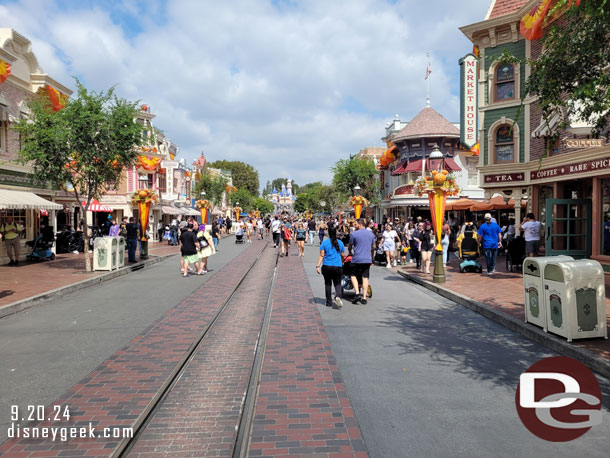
[194,168,228,206]
[229,188,255,211]
[14,80,143,271]
[294,194,309,213]
[331,157,380,204]
[207,160,260,196]
[253,197,274,215]
[525,0,610,136]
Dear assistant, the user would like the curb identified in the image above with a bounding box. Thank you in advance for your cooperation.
[397,269,610,381]
[0,253,179,319]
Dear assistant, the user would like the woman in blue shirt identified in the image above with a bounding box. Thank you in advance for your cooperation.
[315,226,346,309]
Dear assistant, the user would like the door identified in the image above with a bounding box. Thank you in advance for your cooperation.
[545,199,591,258]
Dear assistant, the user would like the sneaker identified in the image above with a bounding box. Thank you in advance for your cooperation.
[360,298,367,305]
[386,264,392,269]
[409,259,413,263]
[393,261,397,267]
[351,294,362,304]
[8,260,14,265]
[335,297,343,309]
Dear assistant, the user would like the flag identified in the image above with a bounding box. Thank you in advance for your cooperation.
[0,59,11,84]
[425,60,432,80]
[520,0,553,40]
[45,84,68,112]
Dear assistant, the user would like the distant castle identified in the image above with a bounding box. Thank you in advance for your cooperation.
[269,178,296,214]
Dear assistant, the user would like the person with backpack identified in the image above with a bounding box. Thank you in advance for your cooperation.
[280,218,292,257]
[315,226,346,309]
[295,222,307,257]
[196,224,215,274]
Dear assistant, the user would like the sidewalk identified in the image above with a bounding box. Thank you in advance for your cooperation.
[0,241,180,314]
[395,252,610,376]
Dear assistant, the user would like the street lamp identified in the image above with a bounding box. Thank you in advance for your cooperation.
[201,191,206,197]
[354,185,361,193]
[429,144,446,284]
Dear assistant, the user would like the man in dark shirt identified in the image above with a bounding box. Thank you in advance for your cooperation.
[125,217,139,262]
[348,218,376,304]
[307,219,317,246]
[180,223,200,277]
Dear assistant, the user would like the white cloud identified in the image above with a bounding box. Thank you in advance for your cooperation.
[0,0,490,188]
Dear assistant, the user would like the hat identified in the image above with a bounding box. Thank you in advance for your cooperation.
[484,213,492,220]
[199,224,205,231]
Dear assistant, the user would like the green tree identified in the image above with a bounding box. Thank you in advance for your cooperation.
[294,194,309,213]
[525,0,610,136]
[331,157,380,204]
[207,160,260,196]
[229,188,255,211]
[194,168,228,206]
[253,197,274,215]
[14,80,143,271]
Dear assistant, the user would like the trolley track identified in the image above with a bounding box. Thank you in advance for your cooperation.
[117,242,279,458]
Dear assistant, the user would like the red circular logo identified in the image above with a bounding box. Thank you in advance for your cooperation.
[515,356,602,442]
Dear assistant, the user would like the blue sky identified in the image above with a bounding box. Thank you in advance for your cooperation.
[0,0,491,187]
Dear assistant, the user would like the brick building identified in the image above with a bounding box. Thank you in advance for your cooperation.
[460,0,609,262]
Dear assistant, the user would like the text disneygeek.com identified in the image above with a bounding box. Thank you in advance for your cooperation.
[8,423,133,441]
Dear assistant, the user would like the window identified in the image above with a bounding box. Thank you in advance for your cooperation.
[495,64,515,101]
[0,105,8,153]
[158,174,166,193]
[138,173,153,190]
[602,179,610,255]
[495,124,514,163]
[0,209,26,239]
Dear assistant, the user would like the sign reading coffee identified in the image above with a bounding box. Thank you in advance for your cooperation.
[531,157,610,181]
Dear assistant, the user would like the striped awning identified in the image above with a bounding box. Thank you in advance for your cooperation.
[161,205,182,215]
[182,207,200,216]
[81,198,112,212]
[0,189,62,210]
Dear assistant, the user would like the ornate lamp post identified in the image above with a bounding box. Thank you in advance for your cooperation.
[195,191,210,225]
[350,185,368,220]
[414,144,460,284]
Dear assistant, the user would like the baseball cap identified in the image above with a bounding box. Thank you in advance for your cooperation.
[484,213,492,220]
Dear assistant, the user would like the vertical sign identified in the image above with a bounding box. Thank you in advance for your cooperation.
[459,54,478,149]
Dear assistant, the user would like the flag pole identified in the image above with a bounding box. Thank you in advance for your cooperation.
[426,52,431,108]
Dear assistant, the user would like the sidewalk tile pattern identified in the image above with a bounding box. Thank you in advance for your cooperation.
[0,241,265,458]
[249,252,369,458]
[127,247,277,457]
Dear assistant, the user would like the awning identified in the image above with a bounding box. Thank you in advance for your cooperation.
[181,207,199,216]
[81,198,112,212]
[532,111,561,138]
[427,157,462,172]
[391,160,409,176]
[161,205,182,215]
[404,159,424,173]
[0,189,62,210]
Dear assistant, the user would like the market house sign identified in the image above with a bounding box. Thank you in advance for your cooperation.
[459,53,478,149]
[531,158,610,181]
[484,172,525,184]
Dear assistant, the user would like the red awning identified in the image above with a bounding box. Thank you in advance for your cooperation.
[82,198,113,212]
[391,160,409,176]
[404,159,424,173]
[427,157,462,172]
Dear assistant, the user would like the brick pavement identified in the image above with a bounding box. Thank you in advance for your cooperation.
[0,241,181,308]
[397,253,610,360]
[0,240,265,458]
[127,245,278,458]
[249,252,369,458]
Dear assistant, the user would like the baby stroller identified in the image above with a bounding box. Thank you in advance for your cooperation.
[341,256,373,299]
[26,226,56,262]
[458,229,482,273]
[374,236,387,265]
[506,236,526,272]
[235,227,245,244]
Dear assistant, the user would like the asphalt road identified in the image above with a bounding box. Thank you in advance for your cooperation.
[301,242,610,458]
[0,236,247,443]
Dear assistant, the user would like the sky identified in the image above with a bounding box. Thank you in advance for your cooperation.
[0,0,491,189]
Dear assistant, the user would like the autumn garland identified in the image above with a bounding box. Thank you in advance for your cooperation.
[131,189,159,205]
[349,195,370,207]
[414,170,460,197]
[195,199,212,210]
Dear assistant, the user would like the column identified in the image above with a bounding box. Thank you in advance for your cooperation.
[50,209,57,254]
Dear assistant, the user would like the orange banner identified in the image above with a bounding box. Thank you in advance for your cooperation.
[200,207,208,224]
[139,201,150,242]
[427,190,446,251]
[136,155,161,171]
[0,59,11,84]
[354,204,362,219]
[45,84,68,112]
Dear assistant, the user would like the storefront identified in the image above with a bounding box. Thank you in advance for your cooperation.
[480,144,610,266]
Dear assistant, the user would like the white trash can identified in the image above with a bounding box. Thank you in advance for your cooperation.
[93,237,118,271]
[117,237,126,268]
[523,256,573,331]
[543,259,608,342]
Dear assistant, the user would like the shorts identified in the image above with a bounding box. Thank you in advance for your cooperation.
[350,263,370,279]
[182,253,199,263]
[525,240,540,254]
[383,241,395,252]
[4,237,20,253]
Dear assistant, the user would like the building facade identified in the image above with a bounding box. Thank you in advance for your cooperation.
[460,0,608,263]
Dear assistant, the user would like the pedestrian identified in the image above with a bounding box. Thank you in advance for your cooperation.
[125,217,139,263]
[318,221,326,245]
[399,229,410,265]
[308,218,317,246]
[280,218,292,257]
[180,223,200,277]
[348,218,376,304]
[108,219,120,237]
[382,223,399,268]
[265,217,271,237]
[246,219,253,242]
[440,218,450,266]
[478,213,503,274]
[316,226,346,309]
[226,217,232,234]
[197,224,215,274]
[271,215,281,248]
[257,218,264,240]
[419,222,434,274]
[411,222,423,270]
[0,216,23,265]
[520,212,542,257]
[295,222,307,257]
[211,221,220,252]
[169,220,178,246]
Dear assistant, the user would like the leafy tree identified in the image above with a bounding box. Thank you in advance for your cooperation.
[229,187,255,211]
[331,157,380,204]
[525,0,610,136]
[207,160,260,196]
[194,168,228,206]
[253,197,274,215]
[294,194,309,213]
[14,80,143,271]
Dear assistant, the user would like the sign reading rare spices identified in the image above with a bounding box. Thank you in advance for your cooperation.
[459,54,478,150]
[531,157,610,181]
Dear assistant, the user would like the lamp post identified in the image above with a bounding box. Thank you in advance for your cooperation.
[428,145,446,284]
[199,191,208,224]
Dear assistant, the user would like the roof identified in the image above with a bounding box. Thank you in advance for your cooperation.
[272,188,278,194]
[392,107,459,142]
[488,0,529,19]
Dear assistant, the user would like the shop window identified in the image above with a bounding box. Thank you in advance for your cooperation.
[494,124,514,163]
[0,209,26,239]
[602,179,610,255]
[158,174,166,193]
[495,64,515,102]
[138,173,153,190]
[0,109,8,153]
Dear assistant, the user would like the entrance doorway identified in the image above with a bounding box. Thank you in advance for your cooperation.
[545,198,591,258]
